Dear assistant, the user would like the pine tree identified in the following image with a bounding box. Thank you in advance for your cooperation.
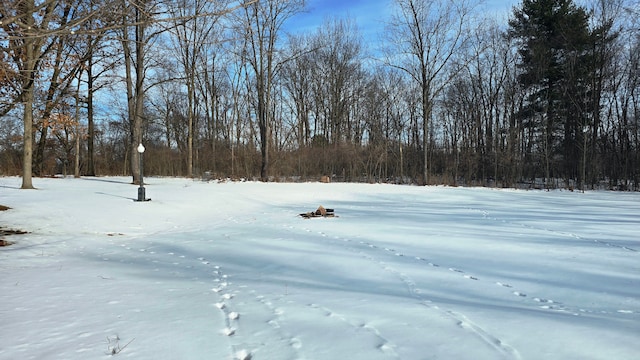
[508,0,593,184]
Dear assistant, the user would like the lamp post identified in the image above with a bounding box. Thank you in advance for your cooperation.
[137,143,146,201]
[582,125,588,193]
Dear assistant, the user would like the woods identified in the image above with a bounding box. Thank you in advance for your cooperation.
[1,0,639,189]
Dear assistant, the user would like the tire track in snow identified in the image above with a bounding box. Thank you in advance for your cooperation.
[295,226,522,360]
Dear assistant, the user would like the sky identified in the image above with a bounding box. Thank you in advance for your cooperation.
[1,176,638,359]
[286,0,522,40]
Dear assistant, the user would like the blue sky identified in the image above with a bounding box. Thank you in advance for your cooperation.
[286,0,522,39]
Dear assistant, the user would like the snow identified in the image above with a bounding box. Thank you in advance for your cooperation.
[1,176,639,360]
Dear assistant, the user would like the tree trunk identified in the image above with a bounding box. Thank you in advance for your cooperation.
[258,76,270,181]
[19,0,39,189]
[422,85,430,185]
[123,0,147,184]
[86,51,96,176]
[21,86,35,189]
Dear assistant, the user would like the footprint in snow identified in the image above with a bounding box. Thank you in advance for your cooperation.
[268,319,281,329]
[235,349,252,360]
[290,338,302,349]
[617,310,634,314]
[534,297,554,304]
[378,343,396,355]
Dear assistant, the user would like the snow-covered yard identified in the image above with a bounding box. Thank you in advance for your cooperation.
[1,177,638,359]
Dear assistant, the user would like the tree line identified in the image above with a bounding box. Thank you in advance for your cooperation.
[1,0,639,190]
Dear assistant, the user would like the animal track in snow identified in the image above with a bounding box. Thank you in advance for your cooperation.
[307,303,400,358]
[447,310,522,360]
[234,349,251,360]
[250,294,304,358]
[290,337,302,349]
[206,265,253,360]
[286,220,632,355]
[104,238,252,358]
[468,206,639,252]
[309,237,522,360]
[533,297,553,303]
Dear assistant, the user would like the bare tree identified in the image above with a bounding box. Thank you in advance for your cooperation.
[119,0,153,184]
[237,0,305,181]
[1,0,122,187]
[1,0,60,188]
[167,0,225,177]
[1,0,97,187]
[385,0,474,184]
[281,33,313,148]
[81,0,120,177]
[33,19,87,176]
[314,17,363,146]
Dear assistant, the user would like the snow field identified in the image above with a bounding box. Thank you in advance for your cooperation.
[1,177,639,359]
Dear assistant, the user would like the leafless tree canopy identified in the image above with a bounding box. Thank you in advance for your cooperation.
[1,0,639,190]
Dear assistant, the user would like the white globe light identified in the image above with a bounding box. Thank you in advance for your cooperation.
[137,143,145,153]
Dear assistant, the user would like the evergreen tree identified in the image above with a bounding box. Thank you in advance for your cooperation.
[508,0,593,184]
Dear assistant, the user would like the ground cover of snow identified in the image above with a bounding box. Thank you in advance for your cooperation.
[1,176,638,360]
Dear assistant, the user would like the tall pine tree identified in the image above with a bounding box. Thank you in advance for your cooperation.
[508,0,593,185]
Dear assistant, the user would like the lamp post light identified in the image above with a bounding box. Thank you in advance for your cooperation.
[136,143,147,201]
